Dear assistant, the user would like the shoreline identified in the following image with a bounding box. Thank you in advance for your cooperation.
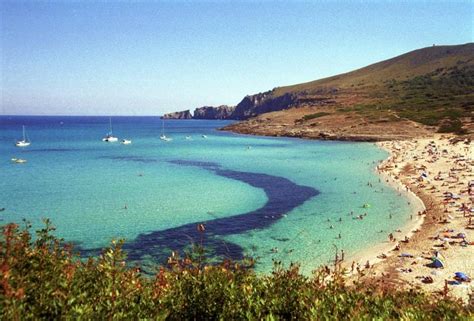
[341,164,427,275]
[219,113,434,143]
[226,126,431,277]
[224,124,473,302]
[356,135,473,303]
[220,124,413,142]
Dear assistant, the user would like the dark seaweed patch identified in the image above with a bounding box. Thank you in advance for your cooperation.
[80,159,319,265]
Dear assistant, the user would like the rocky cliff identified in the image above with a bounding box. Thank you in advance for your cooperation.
[162,110,193,119]
[162,92,299,120]
[231,91,298,120]
[193,105,235,119]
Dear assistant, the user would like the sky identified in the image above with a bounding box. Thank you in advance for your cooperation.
[1,1,473,116]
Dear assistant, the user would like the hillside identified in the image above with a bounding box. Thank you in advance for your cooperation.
[274,43,474,94]
[224,43,474,140]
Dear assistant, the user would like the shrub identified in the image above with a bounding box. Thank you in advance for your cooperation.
[301,112,331,121]
[438,119,467,134]
[1,221,472,320]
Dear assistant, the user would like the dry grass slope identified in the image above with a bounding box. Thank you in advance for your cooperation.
[225,43,474,140]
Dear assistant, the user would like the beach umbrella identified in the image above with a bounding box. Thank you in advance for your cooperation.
[454,272,470,282]
[430,257,445,268]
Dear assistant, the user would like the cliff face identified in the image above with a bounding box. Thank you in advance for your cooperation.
[193,105,235,119]
[161,92,298,121]
[162,110,193,119]
[232,91,298,120]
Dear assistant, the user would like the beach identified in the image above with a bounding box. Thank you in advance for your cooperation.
[354,135,473,303]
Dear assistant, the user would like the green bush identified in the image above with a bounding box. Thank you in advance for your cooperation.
[301,112,331,121]
[438,119,468,134]
[1,221,472,320]
[343,65,474,132]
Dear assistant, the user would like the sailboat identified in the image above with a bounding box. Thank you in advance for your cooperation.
[102,118,118,142]
[160,119,172,141]
[15,125,31,147]
[11,157,27,164]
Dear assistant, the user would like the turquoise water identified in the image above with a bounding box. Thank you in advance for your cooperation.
[0,116,415,273]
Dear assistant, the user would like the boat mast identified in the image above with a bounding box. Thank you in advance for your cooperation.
[22,125,26,141]
[109,117,113,135]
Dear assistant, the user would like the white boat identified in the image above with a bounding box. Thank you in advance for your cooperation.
[185,136,192,140]
[11,158,27,164]
[160,135,172,142]
[103,135,118,142]
[15,126,31,147]
[121,139,132,145]
[160,119,172,141]
[201,135,207,139]
[102,118,118,142]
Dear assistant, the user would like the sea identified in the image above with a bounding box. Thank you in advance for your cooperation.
[0,116,416,274]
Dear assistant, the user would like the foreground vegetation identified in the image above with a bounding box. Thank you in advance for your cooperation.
[1,220,472,320]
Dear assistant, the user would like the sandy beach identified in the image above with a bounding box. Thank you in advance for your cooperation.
[352,135,474,303]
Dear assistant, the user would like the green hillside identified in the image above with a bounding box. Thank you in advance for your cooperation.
[275,44,474,94]
[262,43,474,134]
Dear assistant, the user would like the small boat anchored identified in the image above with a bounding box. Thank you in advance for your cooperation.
[102,118,118,142]
[160,119,172,142]
[160,135,172,142]
[15,126,31,147]
[11,158,27,164]
[121,139,132,145]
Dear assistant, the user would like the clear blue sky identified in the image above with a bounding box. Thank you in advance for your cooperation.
[1,1,472,116]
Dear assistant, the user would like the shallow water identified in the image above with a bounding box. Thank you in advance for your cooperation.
[0,116,416,273]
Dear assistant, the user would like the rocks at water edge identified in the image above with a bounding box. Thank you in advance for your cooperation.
[193,105,235,120]
[162,110,193,119]
[162,91,298,120]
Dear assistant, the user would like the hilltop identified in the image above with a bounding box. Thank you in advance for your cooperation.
[223,43,474,141]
